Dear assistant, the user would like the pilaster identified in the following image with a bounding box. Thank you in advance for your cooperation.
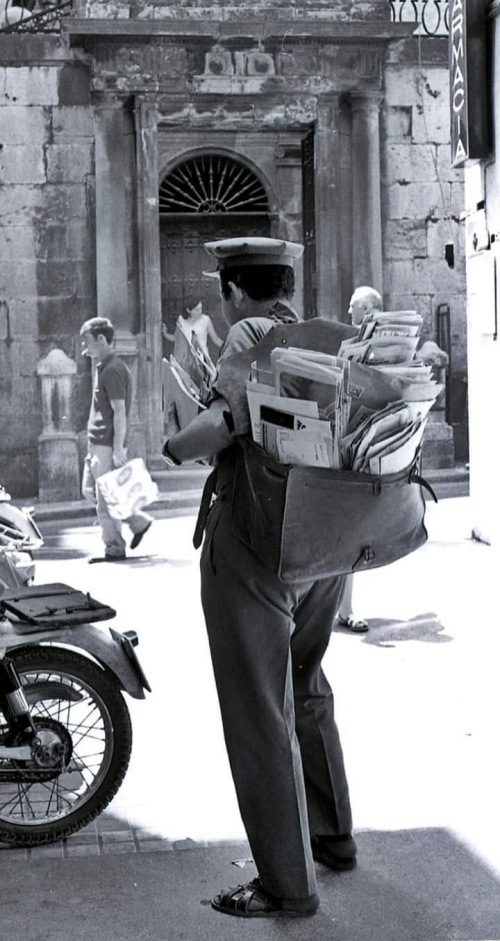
[315,94,342,320]
[134,95,164,466]
[350,91,384,296]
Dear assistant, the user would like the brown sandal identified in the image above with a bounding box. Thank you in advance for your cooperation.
[211,878,319,918]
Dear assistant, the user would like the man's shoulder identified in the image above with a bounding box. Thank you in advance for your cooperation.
[100,355,131,394]
[102,354,130,377]
[220,318,274,359]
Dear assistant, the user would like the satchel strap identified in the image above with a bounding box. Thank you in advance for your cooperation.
[410,470,438,504]
[193,468,218,549]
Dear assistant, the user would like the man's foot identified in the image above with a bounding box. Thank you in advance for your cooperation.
[311,835,357,871]
[130,521,152,551]
[338,614,369,633]
[211,878,319,919]
[88,554,126,564]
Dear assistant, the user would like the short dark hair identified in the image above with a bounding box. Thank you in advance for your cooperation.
[219,265,295,303]
[80,317,115,344]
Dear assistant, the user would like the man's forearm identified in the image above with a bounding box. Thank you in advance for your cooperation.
[113,412,127,451]
[166,399,235,463]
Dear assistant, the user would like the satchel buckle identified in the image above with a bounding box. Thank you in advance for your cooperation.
[352,546,376,571]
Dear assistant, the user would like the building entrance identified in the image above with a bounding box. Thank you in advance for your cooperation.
[159,153,271,349]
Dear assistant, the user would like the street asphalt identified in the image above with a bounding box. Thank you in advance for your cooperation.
[1,494,499,941]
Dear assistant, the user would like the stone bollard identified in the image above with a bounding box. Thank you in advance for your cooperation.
[37,348,81,502]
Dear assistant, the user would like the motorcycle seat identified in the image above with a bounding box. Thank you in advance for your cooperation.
[0,583,116,629]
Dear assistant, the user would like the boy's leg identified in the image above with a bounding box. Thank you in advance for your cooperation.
[90,445,127,558]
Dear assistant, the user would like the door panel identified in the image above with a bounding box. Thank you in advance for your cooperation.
[160,215,271,350]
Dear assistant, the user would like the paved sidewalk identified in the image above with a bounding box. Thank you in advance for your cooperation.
[1,495,499,940]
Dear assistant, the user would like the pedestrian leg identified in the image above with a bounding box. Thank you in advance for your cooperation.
[89,445,127,558]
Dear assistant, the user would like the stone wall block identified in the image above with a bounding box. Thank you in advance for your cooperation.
[384,219,427,259]
[385,181,444,220]
[436,144,464,184]
[5,67,59,107]
[45,143,94,183]
[384,68,421,107]
[0,184,42,225]
[6,298,38,340]
[35,183,89,224]
[414,258,465,295]
[426,217,463,261]
[0,261,38,296]
[383,259,415,296]
[51,106,95,140]
[37,296,95,337]
[35,222,91,262]
[384,292,432,323]
[36,260,88,299]
[0,106,48,144]
[412,101,450,145]
[384,143,437,184]
[0,226,35,261]
[0,145,46,185]
[84,0,131,16]
[383,106,412,140]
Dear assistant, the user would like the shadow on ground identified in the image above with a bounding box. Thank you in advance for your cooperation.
[334,612,453,647]
[1,824,499,941]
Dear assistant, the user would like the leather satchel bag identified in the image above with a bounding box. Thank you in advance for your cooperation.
[230,436,435,583]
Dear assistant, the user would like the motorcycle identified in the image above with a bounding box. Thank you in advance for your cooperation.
[0,493,150,847]
[0,484,42,594]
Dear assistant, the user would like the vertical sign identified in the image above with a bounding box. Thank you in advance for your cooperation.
[450,0,490,166]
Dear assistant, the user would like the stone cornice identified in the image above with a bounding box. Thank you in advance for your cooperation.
[62,18,415,44]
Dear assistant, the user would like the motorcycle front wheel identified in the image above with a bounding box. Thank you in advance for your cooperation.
[0,646,132,846]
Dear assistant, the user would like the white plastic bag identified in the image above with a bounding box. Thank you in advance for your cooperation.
[97,459,159,521]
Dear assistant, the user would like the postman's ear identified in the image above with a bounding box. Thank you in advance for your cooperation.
[227,280,245,308]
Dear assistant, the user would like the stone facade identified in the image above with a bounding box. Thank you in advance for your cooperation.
[0,0,466,498]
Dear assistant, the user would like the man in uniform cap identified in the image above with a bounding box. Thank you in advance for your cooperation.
[163,237,355,918]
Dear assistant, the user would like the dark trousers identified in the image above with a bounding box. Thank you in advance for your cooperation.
[200,502,353,902]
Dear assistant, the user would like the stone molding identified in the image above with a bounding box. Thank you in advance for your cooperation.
[63,18,415,42]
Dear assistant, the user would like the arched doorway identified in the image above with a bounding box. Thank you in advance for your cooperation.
[159,152,271,348]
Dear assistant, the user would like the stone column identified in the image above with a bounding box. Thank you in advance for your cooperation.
[37,349,80,503]
[94,99,129,329]
[350,92,384,296]
[315,95,342,320]
[134,95,164,467]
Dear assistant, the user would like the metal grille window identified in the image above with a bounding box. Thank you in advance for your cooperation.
[159,155,269,216]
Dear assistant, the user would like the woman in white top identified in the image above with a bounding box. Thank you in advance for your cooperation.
[162,301,223,359]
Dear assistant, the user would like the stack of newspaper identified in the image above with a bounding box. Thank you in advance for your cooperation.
[167,322,216,409]
[247,311,443,474]
[247,347,351,470]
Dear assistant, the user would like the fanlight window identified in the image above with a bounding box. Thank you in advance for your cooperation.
[159,155,269,215]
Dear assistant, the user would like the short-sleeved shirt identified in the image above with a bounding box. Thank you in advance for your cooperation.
[87,353,132,447]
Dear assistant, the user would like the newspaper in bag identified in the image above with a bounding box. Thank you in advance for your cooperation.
[97,459,159,521]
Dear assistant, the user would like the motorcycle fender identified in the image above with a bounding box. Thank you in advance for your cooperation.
[0,623,147,700]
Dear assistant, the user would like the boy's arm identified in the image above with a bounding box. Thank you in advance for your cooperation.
[110,399,128,466]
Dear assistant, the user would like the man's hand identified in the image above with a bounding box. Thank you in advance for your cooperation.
[112,447,128,468]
